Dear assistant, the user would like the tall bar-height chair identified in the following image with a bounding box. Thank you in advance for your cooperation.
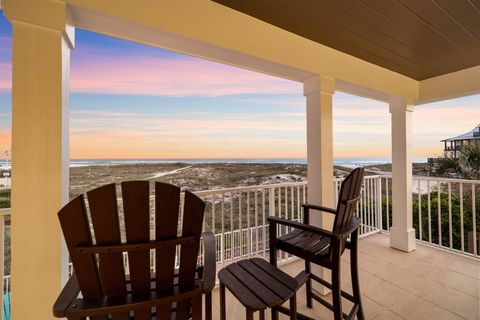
[269,168,365,320]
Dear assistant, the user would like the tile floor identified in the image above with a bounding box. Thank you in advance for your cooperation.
[208,233,480,320]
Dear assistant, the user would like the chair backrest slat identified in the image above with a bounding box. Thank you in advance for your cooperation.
[176,190,205,319]
[122,181,151,320]
[87,184,129,320]
[333,168,364,234]
[58,195,103,299]
[155,182,181,319]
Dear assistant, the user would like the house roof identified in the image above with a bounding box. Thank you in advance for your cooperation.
[442,124,480,142]
[212,0,480,81]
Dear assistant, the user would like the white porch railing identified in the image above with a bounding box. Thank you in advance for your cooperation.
[0,174,478,315]
[380,175,480,258]
[196,176,383,267]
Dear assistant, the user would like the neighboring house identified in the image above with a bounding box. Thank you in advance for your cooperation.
[441,124,480,158]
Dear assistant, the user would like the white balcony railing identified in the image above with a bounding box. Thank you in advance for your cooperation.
[0,174,478,316]
[381,175,479,258]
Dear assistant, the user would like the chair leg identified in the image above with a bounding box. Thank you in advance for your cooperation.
[191,295,203,320]
[350,231,364,320]
[220,283,226,320]
[332,249,343,320]
[205,291,212,320]
[289,293,298,320]
[305,260,313,308]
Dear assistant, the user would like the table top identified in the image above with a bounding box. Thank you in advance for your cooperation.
[218,258,298,310]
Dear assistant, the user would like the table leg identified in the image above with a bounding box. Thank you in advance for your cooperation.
[220,283,226,320]
[272,307,278,320]
[246,309,254,320]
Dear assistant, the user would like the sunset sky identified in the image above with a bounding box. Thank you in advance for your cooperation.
[0,12,479,160]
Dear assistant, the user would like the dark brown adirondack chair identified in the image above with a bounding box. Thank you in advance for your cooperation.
[53,181,216,320]
[269,168,365,320]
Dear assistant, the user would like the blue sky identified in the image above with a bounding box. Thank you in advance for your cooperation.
[0,11,478,159]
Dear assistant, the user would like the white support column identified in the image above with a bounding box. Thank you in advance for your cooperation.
[4,0,74,318]
[304,75,335,294]
[389,98,416,252]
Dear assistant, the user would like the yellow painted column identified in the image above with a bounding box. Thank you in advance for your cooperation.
[4,0,73,318]
[304,75,335,295]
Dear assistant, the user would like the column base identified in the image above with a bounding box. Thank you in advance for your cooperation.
[390,227,416,252]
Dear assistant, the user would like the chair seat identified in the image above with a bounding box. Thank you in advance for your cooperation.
[278,229,331,255]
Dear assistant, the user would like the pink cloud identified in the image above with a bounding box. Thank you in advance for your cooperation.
[0,62,11,91]
[71,54,301,96]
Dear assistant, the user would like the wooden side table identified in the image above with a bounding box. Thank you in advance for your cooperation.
[218,258,299,320]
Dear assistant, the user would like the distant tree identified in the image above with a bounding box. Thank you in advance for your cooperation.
[459,142,480,179]
[435,141,480,179]
[436,153,461,177]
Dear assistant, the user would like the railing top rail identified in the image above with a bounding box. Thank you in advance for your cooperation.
[194,181,308,195]
[379,174,480,184]
[338,175,381,181]
[196,175,382,196]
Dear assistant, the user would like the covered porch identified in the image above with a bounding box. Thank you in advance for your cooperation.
[0,0,479,319]
[214,233,479,320]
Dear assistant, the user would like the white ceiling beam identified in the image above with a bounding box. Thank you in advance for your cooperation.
[418,65,480,105]
[65,0,418,101]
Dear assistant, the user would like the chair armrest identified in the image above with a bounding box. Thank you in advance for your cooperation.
[268,216,341,240]
[301,203,336,214]
[341,195,362,205]
[53,273,80,318]
[201,232,216,293]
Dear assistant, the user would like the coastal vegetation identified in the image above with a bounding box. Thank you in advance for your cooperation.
[436,142,480,179]
[383,188,480,254]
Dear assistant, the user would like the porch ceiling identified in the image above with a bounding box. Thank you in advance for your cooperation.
[212,0,480,81]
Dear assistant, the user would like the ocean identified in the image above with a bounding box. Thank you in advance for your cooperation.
[67,157,428,168]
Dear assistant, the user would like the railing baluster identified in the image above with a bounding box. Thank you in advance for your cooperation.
[262,189,267,258]
[291,185,294,222]
[253,189,258,255]
[221,192,225,266]
[438,180,442,246]
[377,177,382,231]
[211,196,215,234]
[367,178,371,234]
[361,182,365,235]
[472,183,476,256]
[418,179,422,241]
[386,177,390,232]
[428,180,432,243]
[284,186,288,234]
[296,185,301,221]
[448,182,452,249]
[0,213,4,320]
[247,191,251,257]
[229,192,233,260]
[460,183,464,252]
[302,184,306,221]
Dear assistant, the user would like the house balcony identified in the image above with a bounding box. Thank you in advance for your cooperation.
[212,233,479,320]
[0,175,478,319]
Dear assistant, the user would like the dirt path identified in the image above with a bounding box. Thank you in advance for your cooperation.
[148,165,193,179]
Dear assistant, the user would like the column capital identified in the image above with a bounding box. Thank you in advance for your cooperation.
[303,75,335,96]
[4,0,75,48]
[389,97,415,113]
